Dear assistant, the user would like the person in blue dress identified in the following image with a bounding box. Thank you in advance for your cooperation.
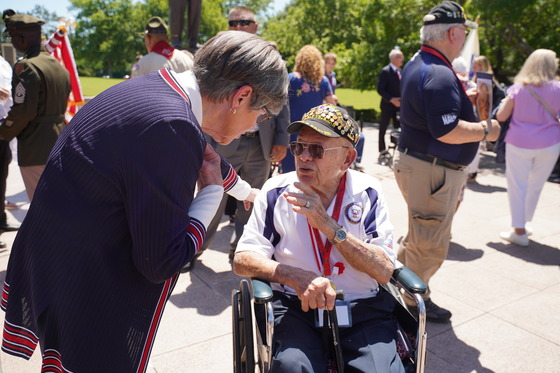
[281,45,335,173]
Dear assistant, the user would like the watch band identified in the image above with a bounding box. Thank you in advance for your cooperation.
[480,121,489,141]
[331,225,348,244]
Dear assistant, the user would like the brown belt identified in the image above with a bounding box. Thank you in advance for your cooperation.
[399,147,466,171]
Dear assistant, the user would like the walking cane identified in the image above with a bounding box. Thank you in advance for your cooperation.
[326,290,345,372]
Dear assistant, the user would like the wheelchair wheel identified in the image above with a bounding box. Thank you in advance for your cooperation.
[232,279,255,373]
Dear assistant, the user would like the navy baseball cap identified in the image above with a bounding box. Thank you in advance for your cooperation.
[423,1,477,29]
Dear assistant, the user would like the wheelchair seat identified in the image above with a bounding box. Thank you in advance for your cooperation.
[232,263,428,373]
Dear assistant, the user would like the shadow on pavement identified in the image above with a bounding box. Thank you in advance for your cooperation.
[168,259,240,316]
[446,241,484,262]
[428,324,496,373]
[466,182,506,194]
[487,241,560,266]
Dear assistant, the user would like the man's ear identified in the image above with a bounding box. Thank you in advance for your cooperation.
[343,148,357,170]
[230,85,254,111]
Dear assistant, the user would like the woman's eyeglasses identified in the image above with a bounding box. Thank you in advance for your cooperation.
[289,141,349,160]
[256,106,273,124]
[228,19,255,27]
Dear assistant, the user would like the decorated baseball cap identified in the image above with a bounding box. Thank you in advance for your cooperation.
[3,11,45,33]
[144,16,168,35]
[287,104,360,147]
[423,1,477,29]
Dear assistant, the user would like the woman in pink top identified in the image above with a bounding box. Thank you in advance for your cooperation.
[497,49,560,246]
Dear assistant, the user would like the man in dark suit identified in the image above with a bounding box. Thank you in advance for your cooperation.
[376,48,404,164]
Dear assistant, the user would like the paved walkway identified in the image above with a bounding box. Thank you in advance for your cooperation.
[0,123,558,372]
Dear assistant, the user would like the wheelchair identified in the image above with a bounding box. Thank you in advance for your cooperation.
[232,263,428,373]
[379,128,401,169]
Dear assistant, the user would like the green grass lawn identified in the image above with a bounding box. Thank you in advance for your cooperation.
[78,77,380,113]
[80,77,126,97]
[336,88,380,111]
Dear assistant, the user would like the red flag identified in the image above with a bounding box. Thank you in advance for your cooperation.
[45,26,84,122]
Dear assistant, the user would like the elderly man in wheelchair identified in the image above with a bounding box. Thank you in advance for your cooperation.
[233,104,426,373]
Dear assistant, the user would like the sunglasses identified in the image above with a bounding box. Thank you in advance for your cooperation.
[228,19,255,27]
[256,106,273,124]
[290,141,349,160]
[452,25,469,35]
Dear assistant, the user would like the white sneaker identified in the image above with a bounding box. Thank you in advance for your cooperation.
[500,231,529,247]
[525,226,533,236]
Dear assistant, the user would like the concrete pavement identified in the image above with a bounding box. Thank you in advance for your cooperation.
[0,123,558,372]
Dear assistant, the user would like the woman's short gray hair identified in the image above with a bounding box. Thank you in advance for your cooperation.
[193,31,288,115]
[420,23,460,44]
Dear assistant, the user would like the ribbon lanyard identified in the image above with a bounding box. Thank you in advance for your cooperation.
[420,45,466,93]
[308,173,346,276]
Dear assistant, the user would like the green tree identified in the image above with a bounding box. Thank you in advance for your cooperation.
[262,0,432,90]
[468,0,560,83]
[263,0,560,89]
[67,0,273,77]
[69,0,157,77]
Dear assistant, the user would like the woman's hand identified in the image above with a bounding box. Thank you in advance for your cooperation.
[197,144,223,190]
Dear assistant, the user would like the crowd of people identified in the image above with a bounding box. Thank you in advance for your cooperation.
[0,1,558,371]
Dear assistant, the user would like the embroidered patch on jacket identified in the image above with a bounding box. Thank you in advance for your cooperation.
[14,83,25,104]
[345,202,363,224]
[4,120,13,127]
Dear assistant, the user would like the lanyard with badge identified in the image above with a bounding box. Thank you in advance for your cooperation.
[307,173,352,328]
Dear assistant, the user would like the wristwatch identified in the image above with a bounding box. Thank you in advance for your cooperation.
[331,225,348,244]
[480,121,489,141]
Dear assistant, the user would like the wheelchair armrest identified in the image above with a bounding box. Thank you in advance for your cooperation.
[391,266,427,294]
[251,278,274,304]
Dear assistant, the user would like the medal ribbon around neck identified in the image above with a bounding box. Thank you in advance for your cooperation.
[307,173,347,276]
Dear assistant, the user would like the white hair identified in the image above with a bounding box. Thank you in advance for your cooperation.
[452,56,468,74]
[420,23,461,43]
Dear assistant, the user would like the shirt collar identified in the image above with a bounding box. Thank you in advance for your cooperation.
[175,70,202,124]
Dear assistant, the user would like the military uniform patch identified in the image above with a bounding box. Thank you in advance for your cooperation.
[345,202,363,224]
[14,83,25,104]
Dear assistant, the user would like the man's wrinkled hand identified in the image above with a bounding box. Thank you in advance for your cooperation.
[298,276,336,312]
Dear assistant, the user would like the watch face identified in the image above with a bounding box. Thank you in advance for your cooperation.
[335,228,347,242]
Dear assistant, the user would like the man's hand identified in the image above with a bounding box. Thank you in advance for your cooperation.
[283,181,333,232]
[197,144,222,190]
[290,270,336,312]
[390,97,401,107]
[270,145,287,163]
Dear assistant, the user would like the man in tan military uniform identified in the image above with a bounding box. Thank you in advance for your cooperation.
[0,12,71,201]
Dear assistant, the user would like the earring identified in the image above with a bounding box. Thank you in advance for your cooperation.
[230,107,237,115]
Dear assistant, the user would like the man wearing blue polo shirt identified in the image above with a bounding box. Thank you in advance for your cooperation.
[394,1,500,322]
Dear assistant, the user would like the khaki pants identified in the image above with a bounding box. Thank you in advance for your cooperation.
[393,151,466,299]
[20,165,45,202]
